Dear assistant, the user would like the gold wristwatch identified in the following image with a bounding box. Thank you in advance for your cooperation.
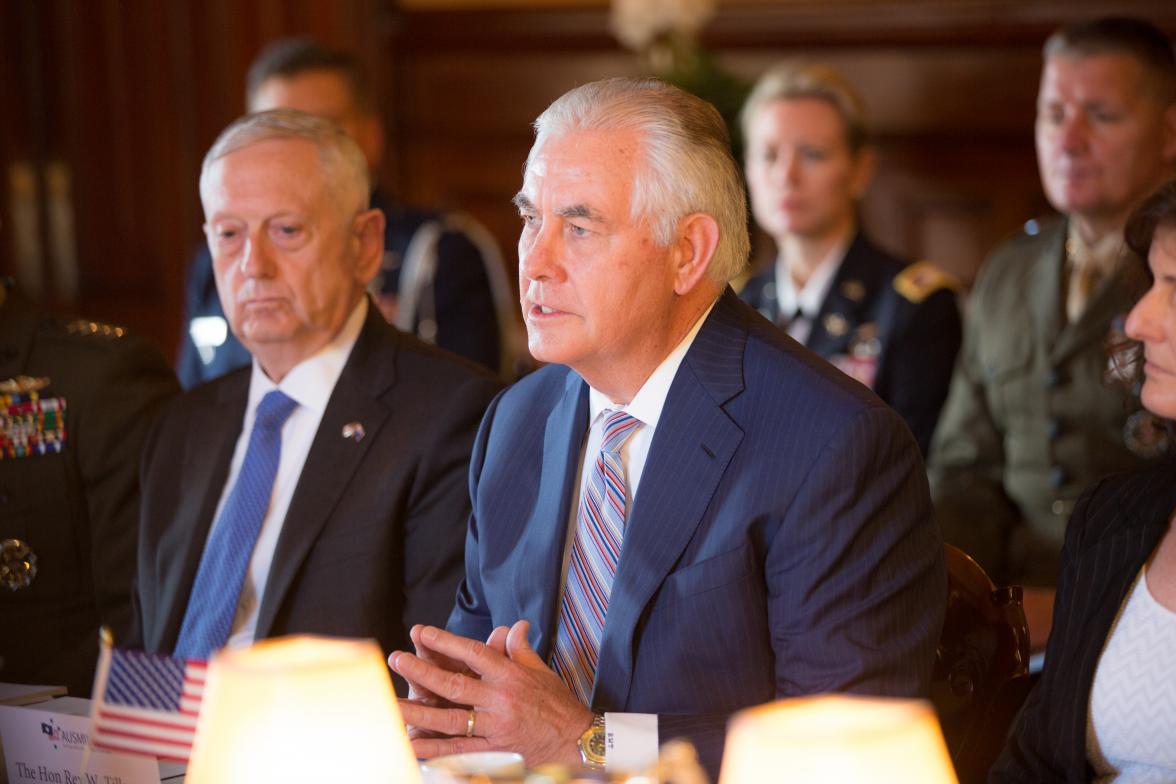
[577,712,606,770]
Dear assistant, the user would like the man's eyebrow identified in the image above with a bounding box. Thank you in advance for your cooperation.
[557,204,606,223]
[511,195,606,224]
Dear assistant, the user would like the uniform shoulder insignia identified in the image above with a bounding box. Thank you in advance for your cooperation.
[61,318,127,339]
[893,261,960,304]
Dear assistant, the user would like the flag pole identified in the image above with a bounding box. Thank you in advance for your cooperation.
[82,626,115,775]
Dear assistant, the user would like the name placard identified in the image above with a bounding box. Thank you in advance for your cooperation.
[0,704,160,784]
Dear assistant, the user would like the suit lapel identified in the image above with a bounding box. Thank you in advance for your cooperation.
[592,290,746,708]
[528,371,590,659]
[254,310,396,637]
[156,375,247,651]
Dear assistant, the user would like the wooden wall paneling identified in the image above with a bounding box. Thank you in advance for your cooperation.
[3,0,400,358]
[44,1,189,346]
[0,1,47,297]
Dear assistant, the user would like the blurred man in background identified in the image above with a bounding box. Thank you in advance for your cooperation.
[929,16,1176,648]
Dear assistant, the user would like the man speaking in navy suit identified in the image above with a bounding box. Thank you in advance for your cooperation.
[390,78,945,777]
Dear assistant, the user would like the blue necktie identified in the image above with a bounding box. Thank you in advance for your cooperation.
[173,390,299,659]
[551,409,641,704]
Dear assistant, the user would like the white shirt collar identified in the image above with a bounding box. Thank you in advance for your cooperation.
[587,299,716,430]
[246,297,369,416]
[774,237,850,319]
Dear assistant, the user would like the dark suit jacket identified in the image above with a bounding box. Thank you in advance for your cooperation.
[176,191,502,387]
[133,305,502,681]
[449,289,946,777]
[990,459,1176,782]
[0,285,178,695]
[740,232,961,454]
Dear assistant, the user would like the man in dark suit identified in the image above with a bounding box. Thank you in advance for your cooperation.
[129,110,501,676]
[0,281,178,695]
[177,38,517,385]
[390,78,945,778]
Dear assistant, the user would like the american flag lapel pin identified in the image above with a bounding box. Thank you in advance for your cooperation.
[341,422,365,443]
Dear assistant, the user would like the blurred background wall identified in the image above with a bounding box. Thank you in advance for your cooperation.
[2,0,1174,359]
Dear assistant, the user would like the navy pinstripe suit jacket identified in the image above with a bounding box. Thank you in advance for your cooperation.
[448,289,946,776]
[991,459,1176,783]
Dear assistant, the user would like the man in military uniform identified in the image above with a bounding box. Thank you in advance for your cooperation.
[178,37,519,386]
[928,16,1176,648]
[0,280,178,695]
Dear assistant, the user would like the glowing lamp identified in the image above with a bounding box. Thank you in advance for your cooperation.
[719,694,958,784]
[186,635,420,783]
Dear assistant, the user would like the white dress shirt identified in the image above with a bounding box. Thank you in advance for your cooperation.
[560,299,715,772]
[204,298,368,650]
[773,239,848,344]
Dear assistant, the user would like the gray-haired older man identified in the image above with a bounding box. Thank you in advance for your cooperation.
[129,110,501,674]
[390,78,944,778]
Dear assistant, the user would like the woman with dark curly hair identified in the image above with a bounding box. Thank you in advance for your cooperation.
[992,180,1176,782]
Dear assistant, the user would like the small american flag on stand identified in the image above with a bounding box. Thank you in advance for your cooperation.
[88,631,208,763]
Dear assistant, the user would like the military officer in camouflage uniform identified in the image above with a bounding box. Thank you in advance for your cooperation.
[928,17,1176,648]
[0,280,177,694]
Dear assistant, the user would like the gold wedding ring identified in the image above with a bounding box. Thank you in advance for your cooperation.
[465,709,477,737]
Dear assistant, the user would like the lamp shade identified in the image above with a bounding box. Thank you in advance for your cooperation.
[186,635,420,784]
[718,695,958,784]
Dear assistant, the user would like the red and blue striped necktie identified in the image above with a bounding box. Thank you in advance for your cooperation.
[551,409,642,704]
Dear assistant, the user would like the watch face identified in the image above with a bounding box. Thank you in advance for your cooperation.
[587,730,606,759]
[579,723,607,768]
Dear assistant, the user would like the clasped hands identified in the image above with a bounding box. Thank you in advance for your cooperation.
[388,620,593,766]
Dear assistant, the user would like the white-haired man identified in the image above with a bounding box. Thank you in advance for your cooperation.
[390,78,945,778]
[130,110,501,677]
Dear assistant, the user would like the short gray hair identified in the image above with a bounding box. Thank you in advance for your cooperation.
[1043,17,1176,105]
[740,61,868,153]
[200,108,370,215]
[529,77,750,284]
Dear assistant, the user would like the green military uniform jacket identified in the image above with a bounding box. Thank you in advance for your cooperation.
[0,284,177,694]
[928,217,1162,586]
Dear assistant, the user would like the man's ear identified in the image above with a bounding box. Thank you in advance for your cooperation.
[672,212,721,296]
[353,207,386,287]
